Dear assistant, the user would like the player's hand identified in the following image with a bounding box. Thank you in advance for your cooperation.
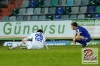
[73,38,75,42]
[73,41,76,44]
[47,48,49,49]
[73,38,76,44]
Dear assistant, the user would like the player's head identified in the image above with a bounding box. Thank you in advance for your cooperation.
[37,29,43,33]
[71,22,78,30]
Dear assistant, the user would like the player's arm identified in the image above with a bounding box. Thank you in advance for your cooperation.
[44,41,49,49]
[23,33,33,40]
[73,34,77,39]
[76,31,81,39]
[43,35,49,49]
[73,34,77,44]
[75,28,84,40]
[73,28,82,44]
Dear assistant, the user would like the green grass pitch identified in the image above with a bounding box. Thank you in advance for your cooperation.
[0,45,100,66]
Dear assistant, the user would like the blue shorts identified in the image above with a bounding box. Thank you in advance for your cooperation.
[76,36,91,45]
[84,36,91,42]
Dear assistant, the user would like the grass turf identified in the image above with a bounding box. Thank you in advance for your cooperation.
[0,45,99,66]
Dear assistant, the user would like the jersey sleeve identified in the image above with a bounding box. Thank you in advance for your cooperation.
[43,34,46,42]
[77,27,82,33]
[28,33,34,39]
[23,33,34,40]
[43,34,49,49]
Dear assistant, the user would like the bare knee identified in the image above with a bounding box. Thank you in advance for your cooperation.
[75,36,80,40]
[22,40,27,44]
[75,36,84,40]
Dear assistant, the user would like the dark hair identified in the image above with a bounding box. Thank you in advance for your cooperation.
[71,22,78,27]
[37,29,43,33]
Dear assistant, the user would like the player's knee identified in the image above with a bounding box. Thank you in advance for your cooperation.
[75,36,80,40]
[76,36,84,40]
[22,40,27,44]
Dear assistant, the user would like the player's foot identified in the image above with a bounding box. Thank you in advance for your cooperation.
[7,47,14,50]
[20,47,26,49]
[86,44,88,47]
[82,44,87,48]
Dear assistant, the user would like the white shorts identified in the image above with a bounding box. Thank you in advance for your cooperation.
[26,41,42,49]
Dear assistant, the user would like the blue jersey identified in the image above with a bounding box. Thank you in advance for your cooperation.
[75,26,91,38]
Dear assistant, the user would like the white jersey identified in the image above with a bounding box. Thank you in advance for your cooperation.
[24,32,45,48]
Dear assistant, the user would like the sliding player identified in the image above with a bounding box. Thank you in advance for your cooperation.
[9,29,49,49]
[71,22,91,47]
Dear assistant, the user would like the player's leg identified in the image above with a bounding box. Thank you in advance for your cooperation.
[20,44,27,49]
[76,36,91,42]
[75,36,84,40]
[85,37,91,47]
[85,37,91,42]
[9,39,28,49]
[22,40,42,49]
[8,38,33,49]
[10,40,33,49]
[9,41,25,49]
[76,40,87,47]
[19,40,28,49]
[75,36,87,47]
[23,41,34,49]
[32,44,42,49]
[22,40,27,45]
[22,40,32,49]
[26,42,42,49]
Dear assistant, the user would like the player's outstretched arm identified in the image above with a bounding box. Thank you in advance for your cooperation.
[23,33,33,40]
[44,42,49,49]
[43,35,49,49]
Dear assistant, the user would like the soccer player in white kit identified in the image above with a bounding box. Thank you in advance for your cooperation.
[9,29,49,49]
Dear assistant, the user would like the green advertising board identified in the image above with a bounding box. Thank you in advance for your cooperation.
[68,40,100,45]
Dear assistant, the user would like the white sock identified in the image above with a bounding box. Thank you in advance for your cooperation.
[12,41,24,48]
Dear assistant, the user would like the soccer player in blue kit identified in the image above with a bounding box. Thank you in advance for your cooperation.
[71,22,91,47]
